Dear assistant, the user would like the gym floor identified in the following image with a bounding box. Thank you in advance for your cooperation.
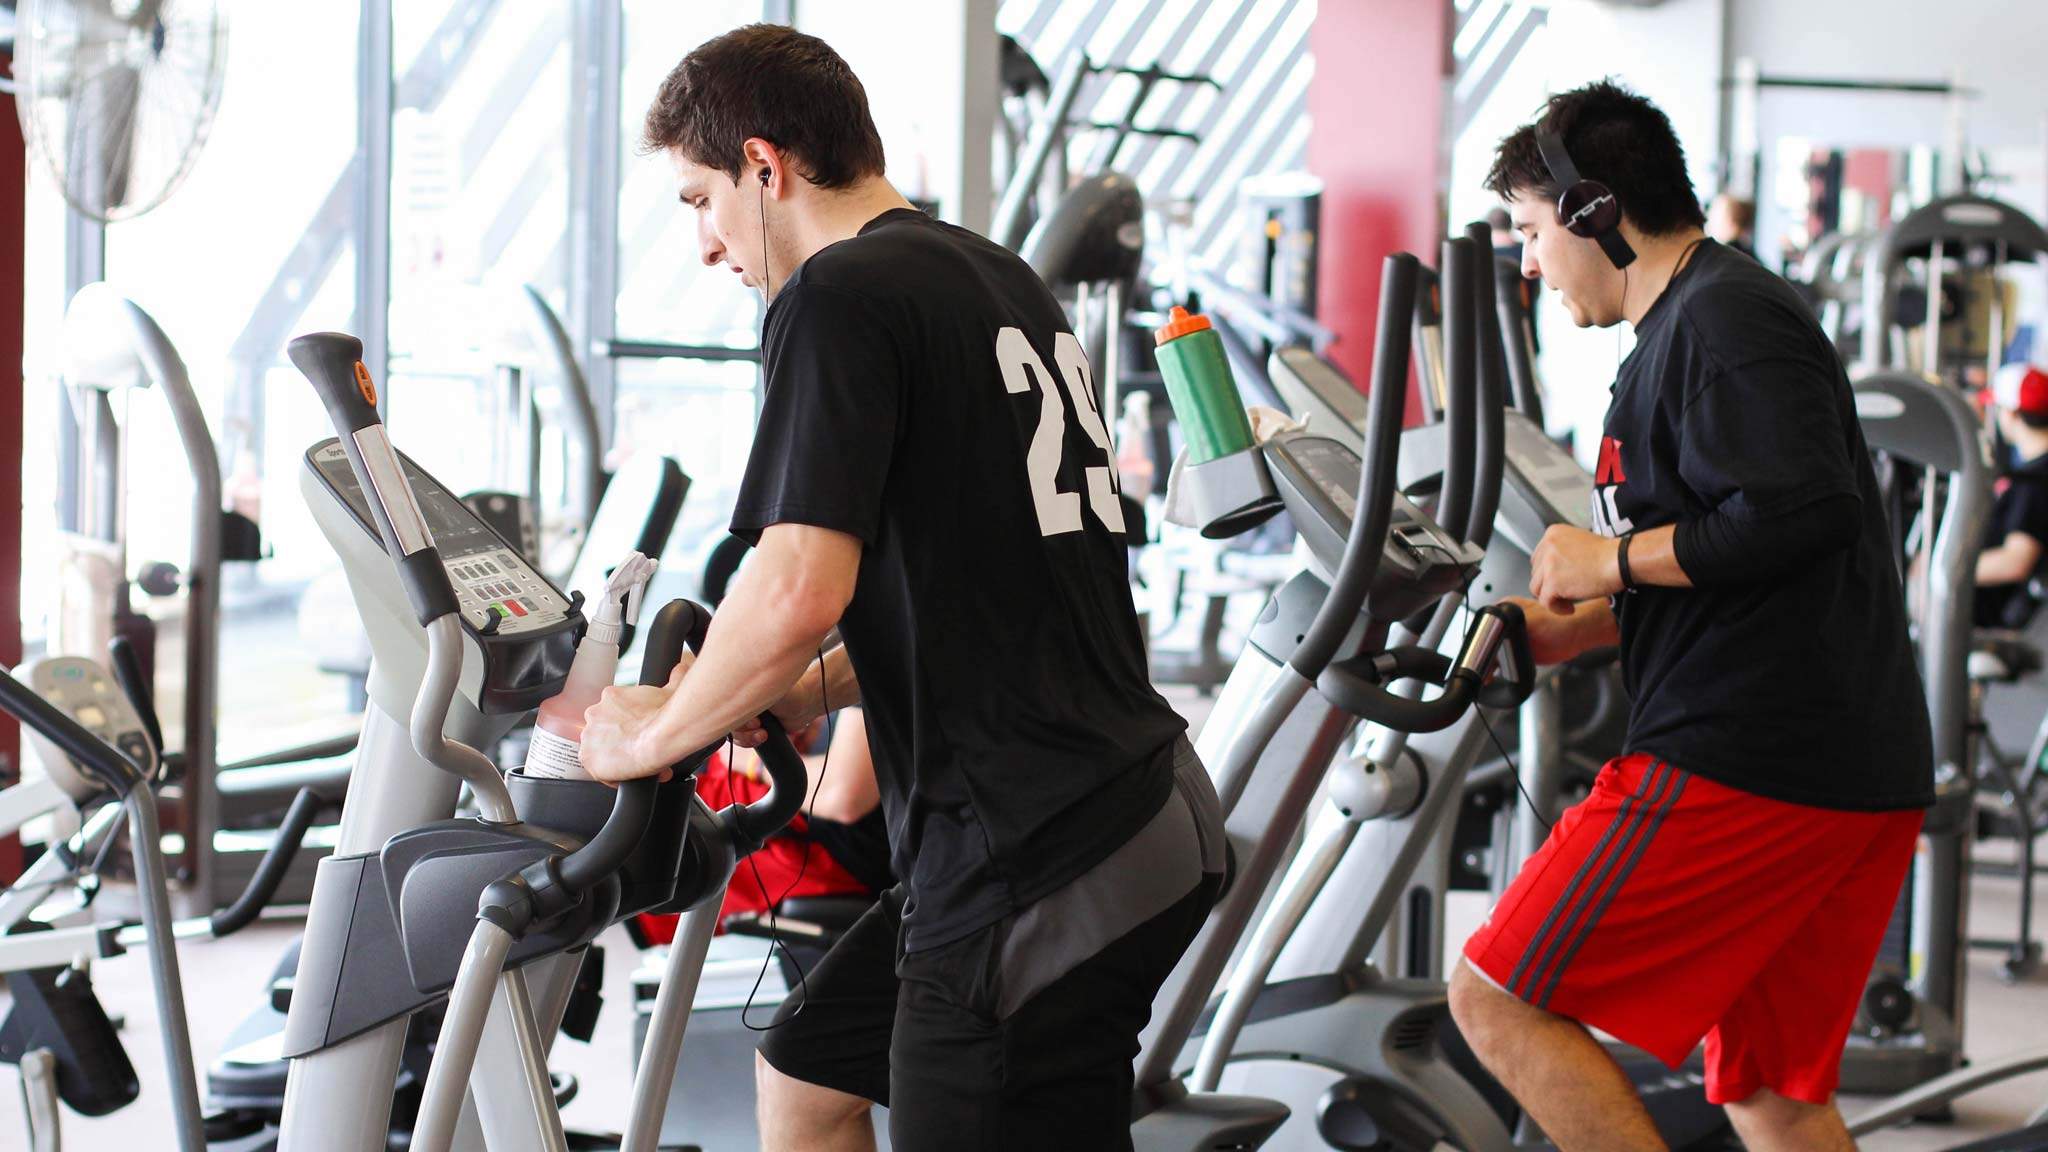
[8,674,2048,1149]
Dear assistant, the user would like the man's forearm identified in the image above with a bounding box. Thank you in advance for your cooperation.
[811,644,863,712]
[1620,524,1692,588]
[634,567,838,769]
[1572,599,1621,651]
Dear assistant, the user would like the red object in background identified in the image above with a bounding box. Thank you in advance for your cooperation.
[632,748,874,947]
[0,52,26,885]
[1307,0,1451,426]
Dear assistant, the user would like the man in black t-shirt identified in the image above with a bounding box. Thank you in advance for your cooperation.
[576,25,1224,1152]
[1446,83,1930,1152]
[1975,363,2048,628]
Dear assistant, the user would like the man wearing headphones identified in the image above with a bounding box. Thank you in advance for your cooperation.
[1445,82,1931,1152]
[577,23,1225,1152]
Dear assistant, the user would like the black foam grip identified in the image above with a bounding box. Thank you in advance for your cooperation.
[732,714,807,854]
[287,332,380,434]
[397,548,462,628]
[210,787,323,938]
[1316,664,1478,734]
[105,636,162,762]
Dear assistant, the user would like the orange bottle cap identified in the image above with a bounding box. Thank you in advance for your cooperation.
[1155,305,1213,346]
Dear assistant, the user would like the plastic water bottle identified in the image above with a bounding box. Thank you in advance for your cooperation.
[524,551,660,780]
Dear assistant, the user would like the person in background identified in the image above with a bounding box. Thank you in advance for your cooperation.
[1975,363,2048,629]
[1488,205,1521,265]
[1707,192,1757,259]
[1489,205,1540,349]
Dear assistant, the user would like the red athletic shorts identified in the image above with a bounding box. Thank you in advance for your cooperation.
[1462,753,1923,1106]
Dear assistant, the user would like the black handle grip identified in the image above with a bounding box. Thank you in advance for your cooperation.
[287,332,380,435]
[105,636,162,765]
[0,668,145,797]
[640,600,711,686]
[1476,603,1537,710]
[1317,662,1480,734]
[1495,258,1545,424]
[648,598,808,858]
[289,331,462,627]
[1436,237,1477,546]
[209,787,323,937]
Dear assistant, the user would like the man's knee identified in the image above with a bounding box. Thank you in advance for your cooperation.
[1723,1086,1832,1129]
[755,1050,869,1126]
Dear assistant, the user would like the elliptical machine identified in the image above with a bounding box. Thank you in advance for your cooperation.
[1129,251,1530,1149]
[264,332,806,1152]
[1170,234,1731,1150]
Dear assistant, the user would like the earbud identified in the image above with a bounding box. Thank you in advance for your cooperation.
[759,168,770,186]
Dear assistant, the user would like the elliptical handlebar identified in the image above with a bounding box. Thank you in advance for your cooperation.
[286,332,461,630]
[639,597,808,858]
[1316,602,1530,731]
[1496,257,1546,425]
[288,331,517,822]
[1288,254,1417,682]
[1435,238,1477,544]
[1463,222,1507,553]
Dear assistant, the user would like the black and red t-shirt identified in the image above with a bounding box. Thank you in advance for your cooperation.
[1595,240,1931,811]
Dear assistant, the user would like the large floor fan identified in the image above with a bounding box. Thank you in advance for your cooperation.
[15,0,227,222]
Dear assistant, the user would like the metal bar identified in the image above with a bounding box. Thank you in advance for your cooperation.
[620,901,723,1152]
[1925,239,1945,380]
[411,923,517,1152]
[1728,75,1971,95]
[358,0,395,402]
[125,788,208,1151]
[606,340,762,363]
[58,211,105,536]
[0,922,125,973]
[0,776,69,840]
[570,0,624,440]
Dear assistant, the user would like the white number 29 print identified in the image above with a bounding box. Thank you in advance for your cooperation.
[996,327,1125,537]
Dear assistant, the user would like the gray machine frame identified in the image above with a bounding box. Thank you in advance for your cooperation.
[1859,194,2048,378]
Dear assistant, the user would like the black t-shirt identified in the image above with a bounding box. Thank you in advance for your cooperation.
[731,208,1186,950]
[1975,452,2048,629]
[1595,240,1932,811]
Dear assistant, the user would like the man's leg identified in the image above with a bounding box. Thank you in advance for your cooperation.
[1721,1088,1854,1152]
[756,1053,876,1152]
[887,878,1218,1151]
[754,889,904,1152]
[1447,963,1668,1152]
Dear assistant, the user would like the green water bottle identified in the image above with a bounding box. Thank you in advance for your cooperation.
[1153,306,1257,464]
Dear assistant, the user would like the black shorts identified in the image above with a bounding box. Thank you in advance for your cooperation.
[756,877,1219,1151]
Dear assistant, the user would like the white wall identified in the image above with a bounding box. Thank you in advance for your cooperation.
[796,0,999,231]
[1729,0,2048,264]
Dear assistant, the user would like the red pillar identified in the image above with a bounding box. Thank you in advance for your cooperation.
[1308,0,1450,419]
[0,48,24,883]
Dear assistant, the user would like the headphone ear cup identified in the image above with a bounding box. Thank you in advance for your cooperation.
[1558,180,1621,238]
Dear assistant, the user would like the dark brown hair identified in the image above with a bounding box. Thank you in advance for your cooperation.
[1485,80,1706,237]
[641,24,886,190]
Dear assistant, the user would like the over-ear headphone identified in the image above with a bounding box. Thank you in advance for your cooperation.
[1537,129,1636,270]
